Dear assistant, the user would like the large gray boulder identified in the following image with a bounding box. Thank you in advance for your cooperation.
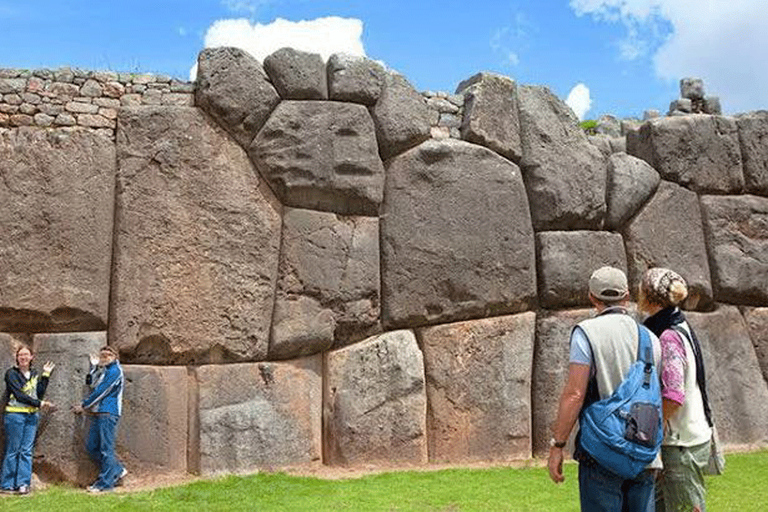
[605,152,661,230]
[327,53,385,105]
[112,107,281,364]
[323,330,427,466]
[370,71,431,160]
[532,309,593,456]
[536,231,627,309]
[263,47,328,100]
[249,101,385,216]
[195,47,280,148]
[624,181,713,310]
[456,72,521,163]
[700,195,768,305]
[0,128,115,332]
[381,139,536,329]
[736,111,768,196]
[518,85,607,230]
[270,208,380,359]
[627,116,744,194]
[595,114,621,138]
[687,306,768,446]
[32,332,104,485]
[118,365,189,474]
[744,307,768,383]
[193,356,322,475]
[419,312,536,463]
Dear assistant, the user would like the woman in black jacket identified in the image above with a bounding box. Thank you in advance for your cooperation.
[0,346,55,495]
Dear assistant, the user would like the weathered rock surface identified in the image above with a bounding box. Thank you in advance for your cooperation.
[323,330,427,466]
[195,47,280,147]
[605,152,661,230]
[118,365,188,473]
[249,101,384,216]
[595,114,621,138]
[0,128,115,332]
[456,72,521,163]
[518,85,607,230]
[112,107,281,364]
[370,71,431,160]
[736,111,768,196]
[381,139,536,329]
[263,47,327,100]
[270,208,380,359]
[624,181,713,310]
[536,231,627,309]
[687,306,768,445]
[532,309,593,456]
[194,356,322,475]
[419,312,535,463]
[32,332,104,485]
[627,116,744,194]
[744,307,768,383]
[327,53,385,105]
[700,195,768,305]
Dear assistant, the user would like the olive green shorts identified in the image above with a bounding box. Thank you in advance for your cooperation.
[656,441,710,512]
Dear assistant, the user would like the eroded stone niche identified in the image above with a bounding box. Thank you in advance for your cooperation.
[1,47,767,483]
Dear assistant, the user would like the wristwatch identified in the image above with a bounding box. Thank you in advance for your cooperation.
[549,438,566,449]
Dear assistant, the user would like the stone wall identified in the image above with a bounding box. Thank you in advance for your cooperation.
[1,47,767,483]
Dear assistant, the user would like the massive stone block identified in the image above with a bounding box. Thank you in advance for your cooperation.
[270,208,379,359]
[118,365,188,473]
[193,356,322,475]
[627,115,744,194]
[536,231,627,309]
[370,71,431,160]
[518,85,607,230]
[323,330,427,466]
[701,195,768,305]
[327,53,385,105]
[532,309,593,456]
[32,332,104,485]
[263,47,328,100]
[736,111,768,196]
[195,47,280,148]
[0,128,115,332]
[687,306,768,445]
[113,107,281,364]
[605,152,660,230]
[419,312,535,463]
[744,307,768,383]
[249,101,385,216]
[456,72,522,163]
[624,181,713,310]
[381,139,536,329]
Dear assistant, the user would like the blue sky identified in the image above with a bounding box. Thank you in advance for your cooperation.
[1,1,766,120]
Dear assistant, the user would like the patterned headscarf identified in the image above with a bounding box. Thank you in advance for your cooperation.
[641,267,687,307]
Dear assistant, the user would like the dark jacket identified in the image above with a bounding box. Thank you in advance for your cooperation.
[4,366,50,413]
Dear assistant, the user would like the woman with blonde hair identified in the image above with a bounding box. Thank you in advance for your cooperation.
[639,268,713,512]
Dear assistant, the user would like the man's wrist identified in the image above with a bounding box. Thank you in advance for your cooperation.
[549,437,567,449]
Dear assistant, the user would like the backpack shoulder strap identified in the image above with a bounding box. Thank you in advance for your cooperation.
[636,323,653,365]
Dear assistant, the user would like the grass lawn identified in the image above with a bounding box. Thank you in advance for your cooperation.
[2,450,766,511]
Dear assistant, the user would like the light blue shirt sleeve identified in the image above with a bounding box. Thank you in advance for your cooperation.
[569,326,593,366]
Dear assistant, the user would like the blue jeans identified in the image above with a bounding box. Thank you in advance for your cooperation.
[1,412,39,490]
[86,414,124,490]
[579,460,656,512]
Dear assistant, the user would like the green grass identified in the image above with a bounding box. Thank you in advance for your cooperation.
[3,450,767,511]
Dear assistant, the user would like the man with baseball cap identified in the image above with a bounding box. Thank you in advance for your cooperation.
[547,266,662,511]
[73,345,126,493]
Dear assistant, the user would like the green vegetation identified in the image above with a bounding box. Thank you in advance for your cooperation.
[580,119,598,135]
[2,450,767,511]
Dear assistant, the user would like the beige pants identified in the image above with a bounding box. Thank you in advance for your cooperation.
[656,440,710,512]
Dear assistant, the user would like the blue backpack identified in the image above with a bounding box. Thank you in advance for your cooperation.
[578,324,663,479]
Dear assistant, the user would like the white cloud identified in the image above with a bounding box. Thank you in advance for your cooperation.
[566,83,592,120]
[570,0,768,113]
[191,16,366,81]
